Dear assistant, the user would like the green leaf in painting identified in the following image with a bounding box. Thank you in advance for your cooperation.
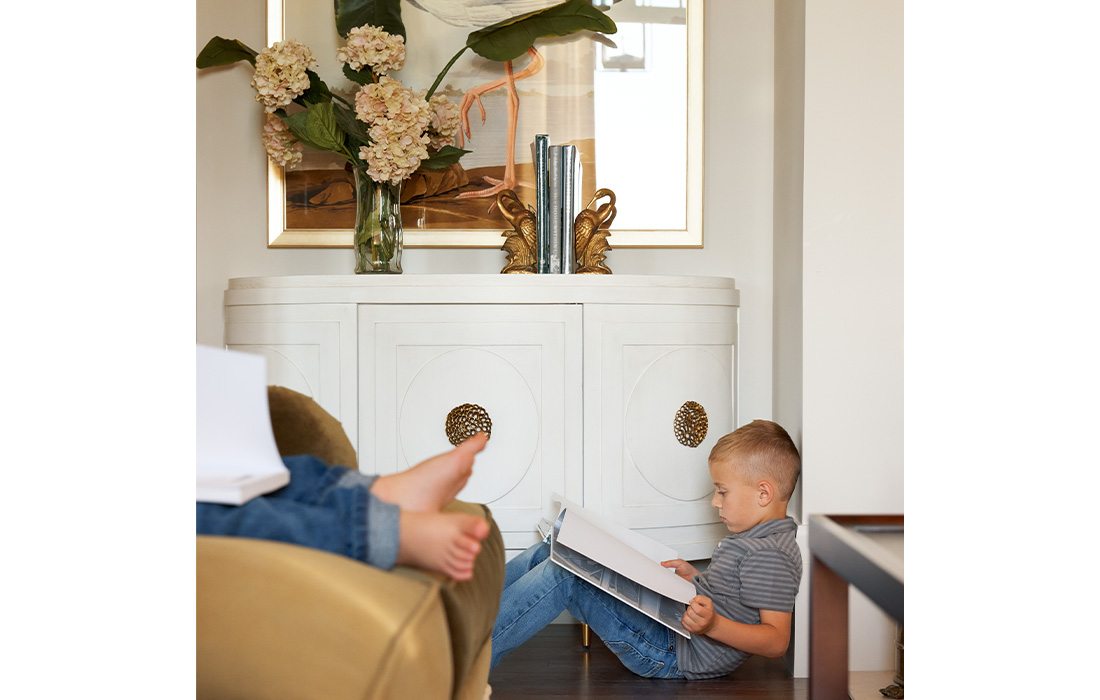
[466,0,618,62]
[419,145,471,171]
[335,0,405,39]
[196,36,258,68]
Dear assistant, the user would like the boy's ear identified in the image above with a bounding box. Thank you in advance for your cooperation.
[757,480,775,507]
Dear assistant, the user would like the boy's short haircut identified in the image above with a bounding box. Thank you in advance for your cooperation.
[709,420,801,500]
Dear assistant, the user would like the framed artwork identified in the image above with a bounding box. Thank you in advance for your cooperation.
[267,0,703,248]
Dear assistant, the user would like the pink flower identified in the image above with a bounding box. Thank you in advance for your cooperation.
[261,114,303,168]
[427,94,461,150]
[251,40,316,112]
[337,25,406,74]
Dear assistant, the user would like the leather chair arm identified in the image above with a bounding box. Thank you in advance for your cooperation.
[197,536,453,700]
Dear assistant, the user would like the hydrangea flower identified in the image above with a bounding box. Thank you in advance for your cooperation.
[261,114,303,168]
[354,76,432,136]
[245,35,455,182]
[337,24,406,75]
[427,94,461,150]
[251,39,316,112]
[360,128,431,185]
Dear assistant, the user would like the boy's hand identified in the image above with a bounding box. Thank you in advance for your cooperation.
[660,559,700,581]
[682,595,717,635]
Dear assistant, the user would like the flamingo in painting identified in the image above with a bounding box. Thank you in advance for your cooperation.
[407,0,563,199]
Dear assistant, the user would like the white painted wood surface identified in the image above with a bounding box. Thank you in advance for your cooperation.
[225,274,739,557]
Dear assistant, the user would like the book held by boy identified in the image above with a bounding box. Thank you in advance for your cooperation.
[539,495,696,638]
[197,345,289,505]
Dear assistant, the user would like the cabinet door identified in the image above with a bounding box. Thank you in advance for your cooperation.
[585,304,736,559]
[224,304,358,449]
[359,304,582,547]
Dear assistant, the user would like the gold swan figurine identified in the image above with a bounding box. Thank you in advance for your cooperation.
[496,189,538,274]
[497,187,616,274]
[573,188,616,274]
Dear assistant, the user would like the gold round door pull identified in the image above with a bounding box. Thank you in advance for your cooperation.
[674,401,708,447]
[445,403,492,445]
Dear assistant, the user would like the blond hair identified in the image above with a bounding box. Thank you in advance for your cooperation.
[709,420,801,500]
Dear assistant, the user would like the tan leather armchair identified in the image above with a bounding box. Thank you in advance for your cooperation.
[197,387,505,700]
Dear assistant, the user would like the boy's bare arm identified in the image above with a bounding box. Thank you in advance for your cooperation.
[660,558,700,581]
[681,596,792,658]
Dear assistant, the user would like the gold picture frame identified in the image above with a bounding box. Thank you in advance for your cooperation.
[266,0,704,249]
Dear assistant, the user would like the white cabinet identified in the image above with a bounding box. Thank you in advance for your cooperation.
[225,275,738,559]
[359,303,582,547]
[584,304,736,558]
[223,303,358,449]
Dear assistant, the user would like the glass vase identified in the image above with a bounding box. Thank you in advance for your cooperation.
[352,167,403,274]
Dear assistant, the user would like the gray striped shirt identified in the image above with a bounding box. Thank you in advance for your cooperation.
[676,517,802,679]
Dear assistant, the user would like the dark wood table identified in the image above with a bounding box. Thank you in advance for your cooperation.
[808,514,903,700]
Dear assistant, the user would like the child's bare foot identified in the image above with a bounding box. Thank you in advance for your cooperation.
[397,510,491,581]
[371,433,489,512]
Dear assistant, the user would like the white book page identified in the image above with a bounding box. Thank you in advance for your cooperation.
[197,346,288,500]
[547,494,679,562]
[556,508,696,604]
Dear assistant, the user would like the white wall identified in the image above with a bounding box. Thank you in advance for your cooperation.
[773,0,808,676]
[773,0,904,675]
[802,0,903,516]
[773,0,805,513]
[196,0,777,428]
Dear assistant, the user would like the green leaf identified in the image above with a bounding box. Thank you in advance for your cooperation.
[419,145,471,171]
[196,36,258,68]
[284,103,345,154]
[282,112,315,148]
[305,102,345,151]
[335,0,404,39]
[333,103,372,148]
[466,0,617,62]
[295,70,333,106]
[342,63,376,86]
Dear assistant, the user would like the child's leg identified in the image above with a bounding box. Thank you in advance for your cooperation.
[491,552,682,679]
[566,585,684,679]
[491,553,576,668]
[503,541,552,590]
[198,454,490,578]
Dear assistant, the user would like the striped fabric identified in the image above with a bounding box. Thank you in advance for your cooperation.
[675,517,802,679]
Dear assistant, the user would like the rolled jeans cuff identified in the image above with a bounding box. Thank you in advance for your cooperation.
[338,470,400,570]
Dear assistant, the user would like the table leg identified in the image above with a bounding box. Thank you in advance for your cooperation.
[810,556,848,700]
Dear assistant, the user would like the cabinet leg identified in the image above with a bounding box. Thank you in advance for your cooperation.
[581,623,590,649]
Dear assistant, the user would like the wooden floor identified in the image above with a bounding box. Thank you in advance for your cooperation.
[488,626,807,699]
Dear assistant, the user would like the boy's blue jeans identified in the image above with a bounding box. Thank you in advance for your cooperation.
[196,455,400,570]
[491,541,685,679]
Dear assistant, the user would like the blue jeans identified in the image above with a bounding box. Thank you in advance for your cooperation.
[491,541,685,679]
[196,455,400,569]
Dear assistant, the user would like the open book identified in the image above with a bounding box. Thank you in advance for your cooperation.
[196,345,289,505]
[539,496,696,638]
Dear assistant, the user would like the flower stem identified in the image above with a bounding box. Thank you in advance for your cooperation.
[426,46,469,99]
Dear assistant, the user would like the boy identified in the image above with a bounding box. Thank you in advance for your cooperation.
[490,419,802,679]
